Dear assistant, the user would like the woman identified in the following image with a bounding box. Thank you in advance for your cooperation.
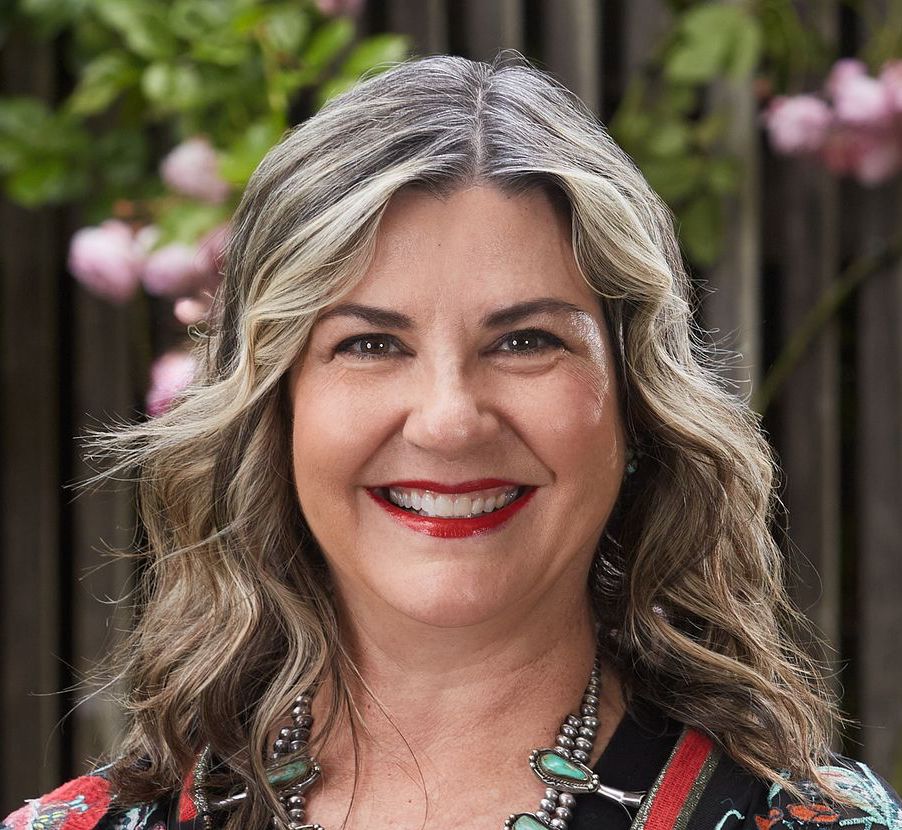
[4,53,900,830]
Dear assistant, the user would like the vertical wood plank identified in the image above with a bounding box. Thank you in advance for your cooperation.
[856,181,902,778]
[0,36,66,809]
[622,0,670,82]
[69,288,137,771]
[539,0,602,113]
[464,0,524,61]
[387,0,448,54]
[702,75,762,396]
[767,2,841,661]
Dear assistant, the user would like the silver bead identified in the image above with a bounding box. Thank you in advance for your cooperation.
[274,739,288,753]
[582,716,599,729]
[554,806,573,821]
[549,819,567,829]
[578,726,595,738]
[288,808,305,821]
[583,694,598,706]
[555,735,575,749]
[287,795,305,807]
[289,740,303,752]
[540,798,557,812]
[560,724,578,738]
[571,749,589,763]
[581,704,595,716]
[279,727,292,739]
[545,788,559,800]
[535,810,552,823]
[559,793,577,808]
[574,737,592,751]
[555,746,572,758]
[566,715,582,728]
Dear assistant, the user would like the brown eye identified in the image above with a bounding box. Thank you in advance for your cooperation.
[497,329,564,354]
[334,334,403,359]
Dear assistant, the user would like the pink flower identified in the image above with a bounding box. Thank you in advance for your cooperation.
[820,126,901,186]
[160,137,230,203]
[173,295,214,325]
[832,72,893,127]
[764,95,833,155]
[315,0,365,15]
[197,224,230,279]
[825,58,868,100]
[879,60,902,113]
[141,242,210,298]
[146,351,197,417]
[67,220,144,303]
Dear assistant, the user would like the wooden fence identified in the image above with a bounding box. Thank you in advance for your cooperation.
[2,0,900,812]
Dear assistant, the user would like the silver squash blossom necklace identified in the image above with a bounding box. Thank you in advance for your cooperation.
[194,654,645,830]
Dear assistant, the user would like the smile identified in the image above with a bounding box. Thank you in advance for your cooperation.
[366,480,537,538]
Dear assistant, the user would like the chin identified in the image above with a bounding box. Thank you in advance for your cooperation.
[379,572,521,629]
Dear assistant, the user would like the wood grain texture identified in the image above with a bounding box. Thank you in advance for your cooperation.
[855,182,902,776]
[0,34,66,810]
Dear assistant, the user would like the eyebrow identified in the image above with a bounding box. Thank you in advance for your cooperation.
[316,297,588,329]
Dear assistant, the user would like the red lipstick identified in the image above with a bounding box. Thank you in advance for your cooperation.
[366,484,536,538]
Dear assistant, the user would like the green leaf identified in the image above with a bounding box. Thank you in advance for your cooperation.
[340,34,409,79]
[303,18,354,74]
[91,0,177,60]
[67,50,140,115]
[645,120,691,158]
[95,128,148,187]
[640,155,703,203]
[5,156,89,206]
[141,62,203,110]
[169,0,234,40]
[705,156,738,195]
[677,193,722,266]
[665,4,743,84]
[155,200,230,246]
[261,5,311,55]
[219,117,285,185]
[728,15,763,79]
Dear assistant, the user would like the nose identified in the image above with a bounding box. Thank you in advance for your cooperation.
[401,364,501,459]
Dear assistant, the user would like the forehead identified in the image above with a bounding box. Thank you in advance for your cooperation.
[342,184,598,313]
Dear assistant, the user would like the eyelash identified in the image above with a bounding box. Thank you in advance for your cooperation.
[333,329,566,360]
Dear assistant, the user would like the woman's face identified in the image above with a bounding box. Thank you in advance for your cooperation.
[289,185,626,629]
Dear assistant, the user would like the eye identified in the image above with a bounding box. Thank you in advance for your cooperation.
[334,333,404,359]
[495,329,565,355]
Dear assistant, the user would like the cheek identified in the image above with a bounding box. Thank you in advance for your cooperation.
[290,372,388,508]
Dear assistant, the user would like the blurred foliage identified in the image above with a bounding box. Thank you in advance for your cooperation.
[611,0,831,265]
[0,0,407,224]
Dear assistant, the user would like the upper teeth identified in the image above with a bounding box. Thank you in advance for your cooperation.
[387,485,521,518]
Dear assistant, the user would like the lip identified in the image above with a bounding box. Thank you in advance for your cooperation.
[365,485,537,538]
[377,478,522,494]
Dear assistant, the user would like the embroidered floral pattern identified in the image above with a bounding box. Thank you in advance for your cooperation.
[746,763,902,830]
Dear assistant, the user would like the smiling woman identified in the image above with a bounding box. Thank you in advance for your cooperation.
[6,53,900,830]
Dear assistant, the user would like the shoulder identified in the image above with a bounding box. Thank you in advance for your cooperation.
[740,759,902,830]
[0,768,182,830]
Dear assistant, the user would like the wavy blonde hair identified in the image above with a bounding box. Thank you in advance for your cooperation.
[93,52,839,825]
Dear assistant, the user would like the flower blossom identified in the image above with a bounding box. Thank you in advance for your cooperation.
[764,95,833,154]
[67,220,144,303]
[141,242,211,298]
[146,350,197,417]
[765,58,902,187]
[315,0,365,16]
[160,137,230,203]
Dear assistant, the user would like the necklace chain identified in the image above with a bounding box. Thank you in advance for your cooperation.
[196,652,644,829]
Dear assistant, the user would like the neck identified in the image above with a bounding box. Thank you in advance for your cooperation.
[317,585,623,768]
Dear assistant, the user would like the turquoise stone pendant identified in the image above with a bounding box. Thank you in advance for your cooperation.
[528,748,599,794]
[505,813,550,830]
[267,757,321,791]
